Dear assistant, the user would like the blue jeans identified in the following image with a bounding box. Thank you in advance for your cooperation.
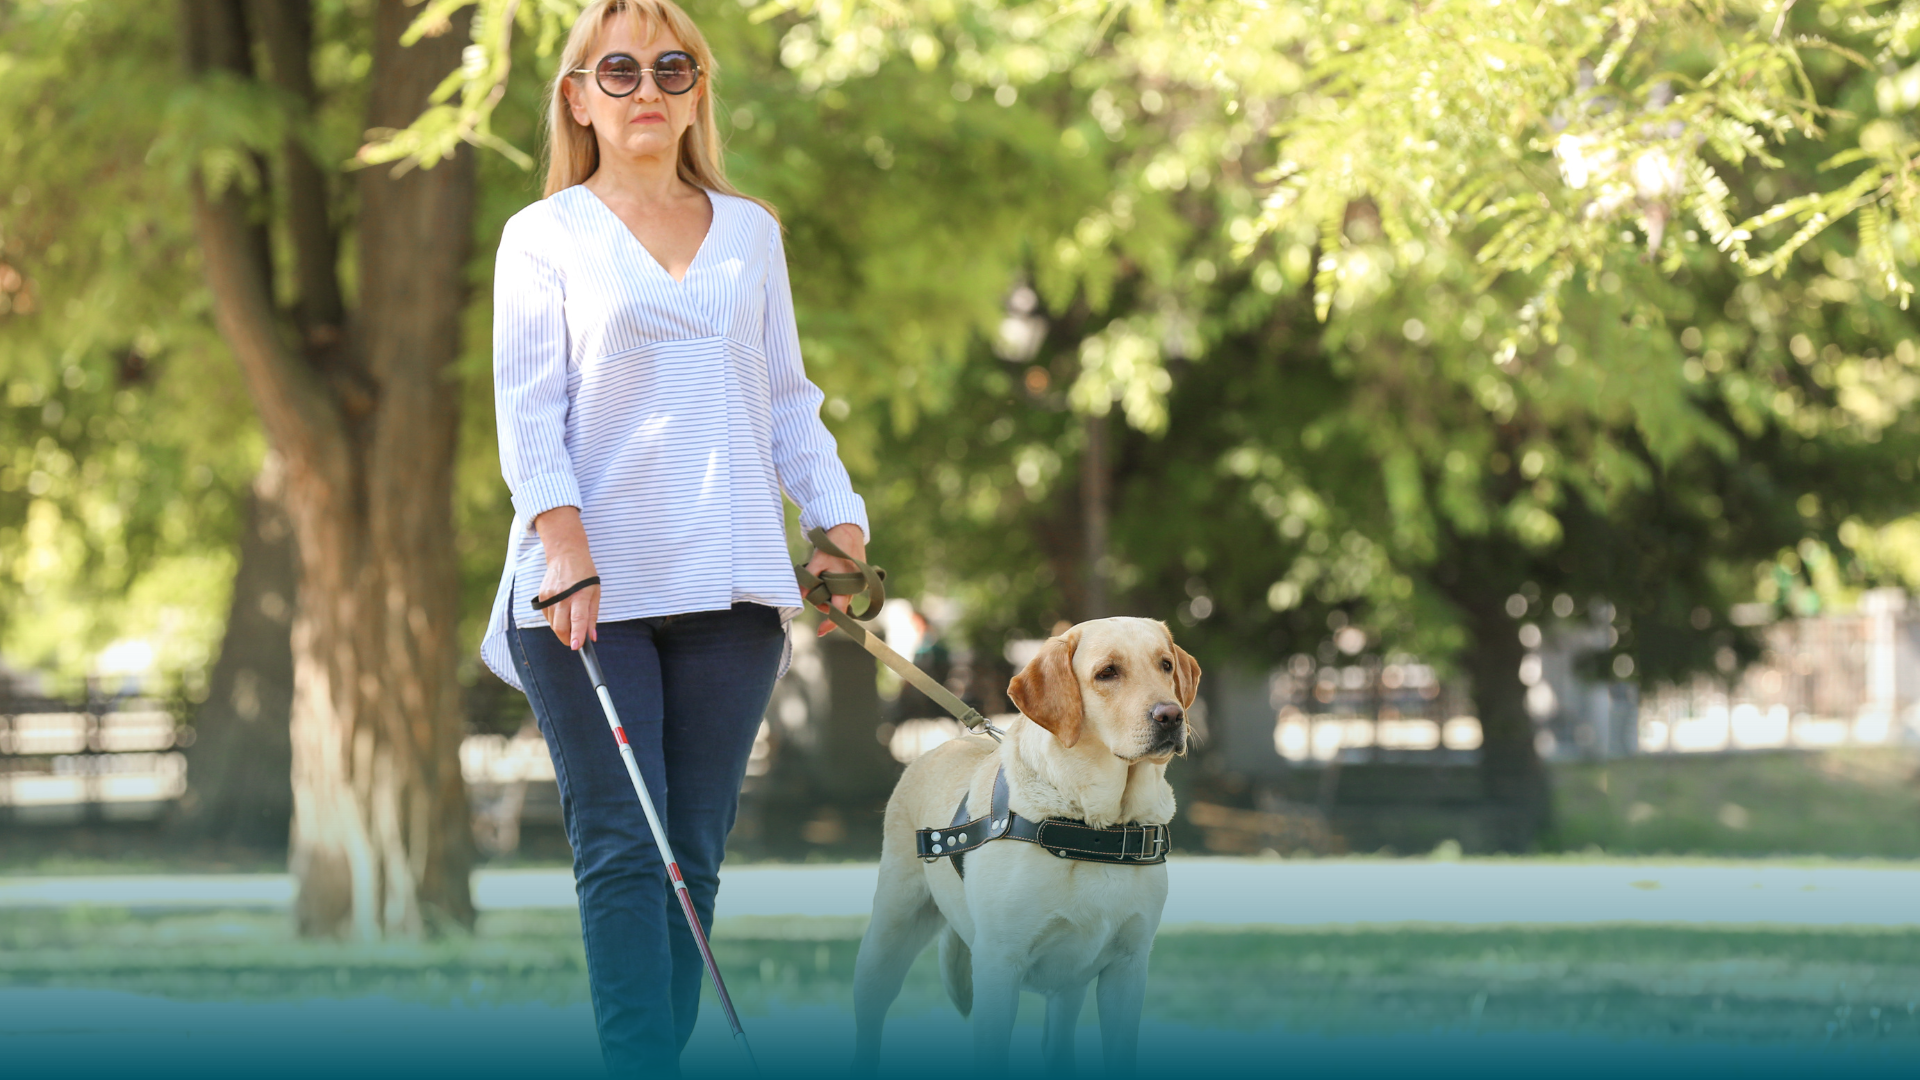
[509,603,784,1077]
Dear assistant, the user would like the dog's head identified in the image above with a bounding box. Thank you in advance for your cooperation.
[1006,617,1201,761]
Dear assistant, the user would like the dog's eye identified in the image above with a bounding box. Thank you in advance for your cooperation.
[1095,664,1119,680]
[1161,658,1174,673]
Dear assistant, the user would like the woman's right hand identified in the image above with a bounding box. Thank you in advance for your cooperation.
[533,506,600,650]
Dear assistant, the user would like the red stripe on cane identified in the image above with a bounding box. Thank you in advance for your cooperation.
[668,864,685,885]
[614,727,628,745]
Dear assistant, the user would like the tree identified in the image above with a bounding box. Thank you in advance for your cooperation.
[179,0,477,936]
[745,0,1920,849]
[171,456,297,851]
[8,0,1120,922]
[15,0,1920,890]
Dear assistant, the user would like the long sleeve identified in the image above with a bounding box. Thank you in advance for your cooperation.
[762,224,870,540]
[493,214,580,526]
[481,189,861,690]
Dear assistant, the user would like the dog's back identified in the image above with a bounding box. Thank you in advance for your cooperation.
[880,732,997,859]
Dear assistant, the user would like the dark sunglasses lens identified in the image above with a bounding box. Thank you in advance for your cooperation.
[655,53,697,94]
[596,55,640,95]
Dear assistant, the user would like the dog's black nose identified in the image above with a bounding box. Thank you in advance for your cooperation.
[1151,702,1183,726]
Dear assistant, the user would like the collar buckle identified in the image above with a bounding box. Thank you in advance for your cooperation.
[1128,823,1168,861]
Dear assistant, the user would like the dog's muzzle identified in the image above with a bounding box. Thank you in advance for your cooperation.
[1148,701,1186,754]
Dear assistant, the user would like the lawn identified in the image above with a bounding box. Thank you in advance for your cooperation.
[4,903,1918,1077]
[1550,748,1920,858]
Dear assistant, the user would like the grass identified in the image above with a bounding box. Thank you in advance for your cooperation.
[1550,748,1920,858]
[4,906,1920,1048]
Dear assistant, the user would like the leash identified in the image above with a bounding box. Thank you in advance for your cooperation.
[795,527,1004,742]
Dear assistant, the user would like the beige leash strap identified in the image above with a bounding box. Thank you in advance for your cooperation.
[795,527,1003,742]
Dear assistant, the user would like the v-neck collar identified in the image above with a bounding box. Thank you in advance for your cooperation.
[576,184,721,287]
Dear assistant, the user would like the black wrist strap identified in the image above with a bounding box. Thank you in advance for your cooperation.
[531,576,601,611]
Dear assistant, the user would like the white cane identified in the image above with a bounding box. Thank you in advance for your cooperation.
[563,628,760,1074]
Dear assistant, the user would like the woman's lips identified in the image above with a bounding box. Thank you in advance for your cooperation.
[631,112,667,124]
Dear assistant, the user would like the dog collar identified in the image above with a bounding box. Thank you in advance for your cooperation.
[914,765,1170,878]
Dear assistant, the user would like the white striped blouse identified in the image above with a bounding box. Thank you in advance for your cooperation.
[480,185,868,690]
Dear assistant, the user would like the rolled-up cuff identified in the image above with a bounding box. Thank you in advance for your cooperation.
[510,472,582,528]
[799,491,870,544]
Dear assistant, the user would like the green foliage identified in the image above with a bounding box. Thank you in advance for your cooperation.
[445,0,1121,652]
[9,0,1920,710]
[0,1,259,678]
[748,0,1920,688]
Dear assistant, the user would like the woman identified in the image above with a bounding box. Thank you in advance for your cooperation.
[479,1,870,1072]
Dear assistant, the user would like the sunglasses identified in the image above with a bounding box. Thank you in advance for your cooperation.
[572,50,701,97]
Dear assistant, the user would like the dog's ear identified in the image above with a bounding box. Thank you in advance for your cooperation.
[1008,632,1083,748]
[1164,625,1202,710]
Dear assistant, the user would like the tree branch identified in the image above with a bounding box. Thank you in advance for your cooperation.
[248,0,345,337]
[182,0,349,482]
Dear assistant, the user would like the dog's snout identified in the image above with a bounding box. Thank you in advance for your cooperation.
[1151,702,1184,726]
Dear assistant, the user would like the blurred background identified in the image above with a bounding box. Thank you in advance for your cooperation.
[4,0,1920,1074]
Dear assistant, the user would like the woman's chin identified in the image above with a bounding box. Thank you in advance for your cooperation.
[608,132,678,159]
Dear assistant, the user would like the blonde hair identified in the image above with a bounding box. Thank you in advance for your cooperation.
[542,0,773,218]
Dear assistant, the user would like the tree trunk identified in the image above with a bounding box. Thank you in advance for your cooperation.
[182,0,476,937]
[171,454,297,850]
[1462,596,1551,851]
[1081,410,1111,620]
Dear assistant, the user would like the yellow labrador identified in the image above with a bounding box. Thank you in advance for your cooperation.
[851,617,1200,1075]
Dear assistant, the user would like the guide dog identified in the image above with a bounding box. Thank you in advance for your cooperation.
[851,617,1199,1075]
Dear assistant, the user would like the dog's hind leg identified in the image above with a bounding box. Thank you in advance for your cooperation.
[1041,982,1088,1073]
[1095,950,1151,1078]
[852,865,943,1076]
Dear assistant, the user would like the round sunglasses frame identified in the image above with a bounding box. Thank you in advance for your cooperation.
[571,50,702,98]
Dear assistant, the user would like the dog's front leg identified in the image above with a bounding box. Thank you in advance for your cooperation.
[1041,982,1088,1073]
[1095,950,1150,1077]
[968,946,1025,1072]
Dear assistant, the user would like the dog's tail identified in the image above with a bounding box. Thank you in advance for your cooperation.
[938,926,972,1017]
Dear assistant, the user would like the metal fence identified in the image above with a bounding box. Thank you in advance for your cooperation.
[1637,591,1917,754]
[1202,590,1920,774]
[0,689,190,824]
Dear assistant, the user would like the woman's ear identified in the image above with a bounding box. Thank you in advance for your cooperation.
[563,79,592,127]
[1007,632,1083,748]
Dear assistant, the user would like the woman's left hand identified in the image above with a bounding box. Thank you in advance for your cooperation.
[804,522,870,637]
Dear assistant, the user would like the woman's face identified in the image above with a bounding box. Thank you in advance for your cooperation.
[564,15,702,164]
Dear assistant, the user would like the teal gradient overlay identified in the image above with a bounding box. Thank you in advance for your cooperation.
[4,908,1919,1077]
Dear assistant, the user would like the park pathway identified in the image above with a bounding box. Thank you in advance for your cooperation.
[3,858,1918,926]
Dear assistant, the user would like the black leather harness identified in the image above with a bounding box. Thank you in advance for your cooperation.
[914,765,1170,878]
